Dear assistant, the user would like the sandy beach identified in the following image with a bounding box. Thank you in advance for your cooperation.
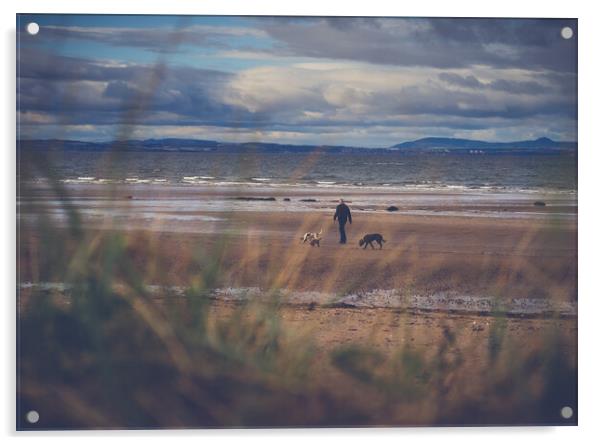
[16,180,578,429]
[19,183,577,302]
[17,182,577,425]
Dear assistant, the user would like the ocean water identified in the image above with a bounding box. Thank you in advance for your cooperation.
[20,150,577,193]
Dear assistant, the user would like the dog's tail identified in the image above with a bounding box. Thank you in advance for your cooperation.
[318,228,323,236]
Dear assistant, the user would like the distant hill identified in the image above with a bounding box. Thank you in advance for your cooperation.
[18,136,577,155]
[17,139,368,154]
[390,137,576,153]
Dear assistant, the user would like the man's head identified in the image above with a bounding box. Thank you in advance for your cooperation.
[339,198,345,204]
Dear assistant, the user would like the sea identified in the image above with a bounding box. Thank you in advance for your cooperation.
[20,150,577,194]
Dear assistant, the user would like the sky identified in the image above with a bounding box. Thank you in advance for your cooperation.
[17,15,577,147]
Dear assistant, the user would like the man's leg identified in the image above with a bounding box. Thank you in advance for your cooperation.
[339,223,347,244]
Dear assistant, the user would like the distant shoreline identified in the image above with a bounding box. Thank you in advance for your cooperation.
[17,136,578,154]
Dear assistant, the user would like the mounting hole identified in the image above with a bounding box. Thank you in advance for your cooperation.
[561,27,573,39]
[26,22,39,35]
[26,410,39,423]
[560,406,573,419]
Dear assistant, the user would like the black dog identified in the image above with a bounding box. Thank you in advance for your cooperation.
[359,233,386,249]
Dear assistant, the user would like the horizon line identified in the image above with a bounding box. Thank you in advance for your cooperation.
[17,135,578,149]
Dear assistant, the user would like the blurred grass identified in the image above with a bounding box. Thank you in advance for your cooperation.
[17,152,577,429]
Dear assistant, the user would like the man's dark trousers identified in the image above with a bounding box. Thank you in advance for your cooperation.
[334,202,352,244]
[338,222,347,244]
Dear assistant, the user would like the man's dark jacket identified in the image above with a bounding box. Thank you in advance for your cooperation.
[334,203,352,224]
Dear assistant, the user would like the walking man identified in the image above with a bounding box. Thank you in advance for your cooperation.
[333,198,352,244]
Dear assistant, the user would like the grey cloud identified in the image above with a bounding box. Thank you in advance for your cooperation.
[255,17,577,72]
[21,17,578,73]
[438,73,550,95]
[489,79,548,95]
[17,48,266,127]
[438,73,482,89]
[427,18,563,47]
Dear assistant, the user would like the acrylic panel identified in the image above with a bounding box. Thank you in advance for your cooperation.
[16,14,577,430]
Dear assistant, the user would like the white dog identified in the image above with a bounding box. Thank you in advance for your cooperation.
[300,228,322,247]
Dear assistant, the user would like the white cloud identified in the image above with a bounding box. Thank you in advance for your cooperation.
[219,62,571,124]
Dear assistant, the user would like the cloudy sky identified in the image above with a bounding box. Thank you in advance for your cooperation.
[17,15,577,147]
